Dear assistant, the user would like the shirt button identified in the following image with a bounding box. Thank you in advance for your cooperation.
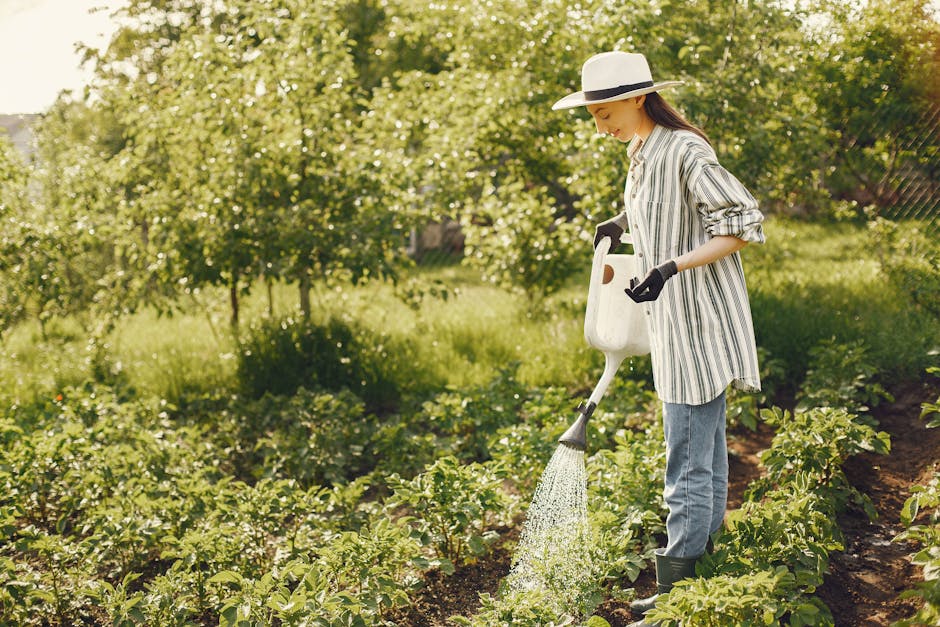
[638,252,644,258]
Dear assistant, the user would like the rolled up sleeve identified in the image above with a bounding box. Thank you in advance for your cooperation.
[691,162,765,244]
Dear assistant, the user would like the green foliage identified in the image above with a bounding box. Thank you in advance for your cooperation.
[797,338,893,417]
[241,389,377,486]
[410,365,527,462]
[236,314,436,410]
[450,588,578,627]
[214,516,424,626]
[462,183,586,305]
[812,0,940,215]
[894,473,940,627]
[746,219,940,385]
[700,484,843,589]
[727,347,787,431]
[387,456,510,567]
[648,567,833,627]
[869,218,940,319]
[587,427,667,554]
[748,406,890,514]
[922,367,940,429]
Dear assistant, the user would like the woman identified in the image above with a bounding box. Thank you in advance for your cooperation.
[552,51,765,624]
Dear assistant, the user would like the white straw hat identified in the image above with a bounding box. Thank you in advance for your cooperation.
[552,51,683,110]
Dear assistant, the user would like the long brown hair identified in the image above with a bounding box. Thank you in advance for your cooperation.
[644,92,710,144]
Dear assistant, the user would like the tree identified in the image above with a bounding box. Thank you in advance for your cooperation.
[812,0,940,216]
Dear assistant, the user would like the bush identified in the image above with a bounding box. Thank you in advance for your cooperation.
[239,388,378,487]
[701,484,843,589]
[213,516,425,626]
[236,315,437,411]
[869,217,940,318]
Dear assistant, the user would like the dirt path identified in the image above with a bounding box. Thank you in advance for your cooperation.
[390,380,939,626]
[816,379,940,626]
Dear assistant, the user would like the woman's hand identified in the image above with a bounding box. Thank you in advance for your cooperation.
[625,261,678,302]
[594,217,625,251]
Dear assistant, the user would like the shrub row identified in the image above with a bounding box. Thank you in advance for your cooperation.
[2,361,594,625]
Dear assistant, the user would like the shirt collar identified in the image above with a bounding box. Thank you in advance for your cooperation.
[628,123,667,163]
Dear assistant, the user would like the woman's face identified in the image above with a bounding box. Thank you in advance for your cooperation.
[587,96,646,142]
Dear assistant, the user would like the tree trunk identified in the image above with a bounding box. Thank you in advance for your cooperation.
[299,273,311,318]
[230,278,239,330]
[266,274,274,318]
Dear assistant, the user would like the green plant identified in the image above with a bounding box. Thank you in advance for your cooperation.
[869,217,940,318]
[236,314,432,411]
[797,338,893,418]
[893,472,940,627]
[748,406,890,514]
[83,573,146,627]
[387,456,509,567]
[921,366,940,428]
[727,347,786,431]
[214,515,424,626]
[587,426,667,552]
[647,567,833,627]
[450,588,578,627]
[701,482,844,589]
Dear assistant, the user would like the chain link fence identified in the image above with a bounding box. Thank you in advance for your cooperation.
[855,102,940,236]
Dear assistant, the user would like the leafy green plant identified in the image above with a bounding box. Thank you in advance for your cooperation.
[450,588,579,627]
[893,472,940,627]
[797,338,893,418]
[701,482,843,589]
[387,456,509,567]
[83,573,146,627]
[921,366,940,428]
[647,567,833,627]
[587,426,667,553]
[748,406,890,514]
[236,314,432,411]
[246,388,377,487]
[213,515,424,626]
[727,347,786,431]
[869,217,940,318]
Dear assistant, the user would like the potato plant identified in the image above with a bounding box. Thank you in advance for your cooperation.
[894,472,940,627]
[387,456,511,567]
[748,406,890,514]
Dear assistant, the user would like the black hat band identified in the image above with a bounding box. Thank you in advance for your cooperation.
[584,80,655,101]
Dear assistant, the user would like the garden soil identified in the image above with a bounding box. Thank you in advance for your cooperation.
[390,378,939,626]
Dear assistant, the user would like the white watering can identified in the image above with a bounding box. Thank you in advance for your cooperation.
[559,235,650,450]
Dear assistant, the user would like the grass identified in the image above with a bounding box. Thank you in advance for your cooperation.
[1,216,937,410]
[745,218,939,383]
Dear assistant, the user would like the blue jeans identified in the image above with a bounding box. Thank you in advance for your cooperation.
[660,391,728,558]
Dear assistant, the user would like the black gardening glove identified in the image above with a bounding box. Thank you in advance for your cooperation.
[625,261,678,303]
[593,217,624,252]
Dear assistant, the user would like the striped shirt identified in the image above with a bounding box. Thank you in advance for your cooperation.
[614,124,765,405]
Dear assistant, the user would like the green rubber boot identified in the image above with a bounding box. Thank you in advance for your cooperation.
[627,553,698,625]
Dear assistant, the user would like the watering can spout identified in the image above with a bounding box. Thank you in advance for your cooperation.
[558,402,596,451]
